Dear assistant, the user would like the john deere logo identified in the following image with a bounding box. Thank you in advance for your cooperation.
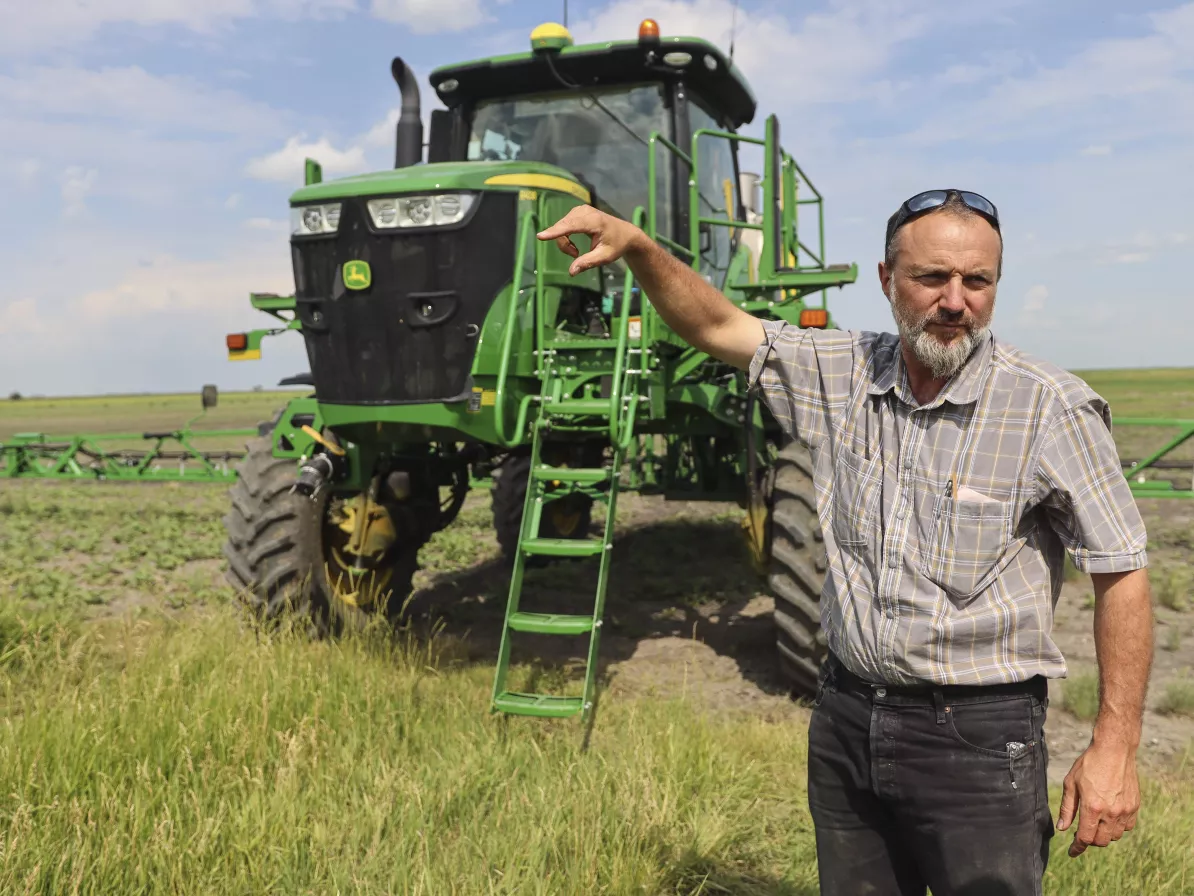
[343,260,371,290]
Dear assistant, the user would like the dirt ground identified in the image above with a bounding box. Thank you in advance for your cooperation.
[407,490,1194,786]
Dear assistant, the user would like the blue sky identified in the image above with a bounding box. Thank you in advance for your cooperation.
[2,0,1192,397]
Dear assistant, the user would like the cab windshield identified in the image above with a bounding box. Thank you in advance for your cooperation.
[467,83,672,228]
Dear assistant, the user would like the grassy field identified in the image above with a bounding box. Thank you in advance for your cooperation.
[1,378,1193,893]
[0,602,1190,895]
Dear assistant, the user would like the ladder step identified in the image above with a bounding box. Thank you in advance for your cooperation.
[522,537,606,557]
[530,465,612,484]
[493,691,585,718]
[508,611,595,635]
[549,399,611,416]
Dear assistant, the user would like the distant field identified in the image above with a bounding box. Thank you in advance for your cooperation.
[0,389,303,454]
[5,367,1193,471]
[1075,368,1194,419]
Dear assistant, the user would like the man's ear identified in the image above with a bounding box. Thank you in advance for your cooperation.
[878,261,893,301]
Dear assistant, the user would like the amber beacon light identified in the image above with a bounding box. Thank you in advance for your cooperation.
[638,18,660,43]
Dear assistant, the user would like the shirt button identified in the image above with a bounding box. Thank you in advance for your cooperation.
[876,688,887,698]
[903,455,913,469]
[887,555,898,568]
[896,507,907,520]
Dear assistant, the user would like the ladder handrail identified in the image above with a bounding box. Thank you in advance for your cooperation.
[609,205,648,448]
[493,209,538,447]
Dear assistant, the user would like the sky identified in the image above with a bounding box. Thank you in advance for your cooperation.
[1,0,1192,397]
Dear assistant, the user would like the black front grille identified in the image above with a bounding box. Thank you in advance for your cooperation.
[291,191,518,405]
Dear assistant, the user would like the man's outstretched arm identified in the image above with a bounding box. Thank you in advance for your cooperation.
[538,205,765,370]
[1057,566,1153,857]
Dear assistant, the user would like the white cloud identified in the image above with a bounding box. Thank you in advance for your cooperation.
[1081,145,1112,156]
[1023,284,1048,312]
[60,166,98,217]
[76,249,294,320]
[1113,252,1149,265]
[369,0,491,34]
[0,231,310,396]
[245,135,368,182]
[0,66,284,137]
[903,3,1194,148]
[0,0,357,54]
[244,217,289,232]
[17,159,41,184]
[225,193,243,209]
[0,298,47,337]
[574,0,935,112]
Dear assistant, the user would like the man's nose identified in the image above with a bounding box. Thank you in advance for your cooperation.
[939,275,966,312]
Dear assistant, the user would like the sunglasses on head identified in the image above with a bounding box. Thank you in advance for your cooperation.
[885,189,1000,246]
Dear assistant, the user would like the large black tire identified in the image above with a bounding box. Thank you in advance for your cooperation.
[222,435,417,632]
[492,453,593,563]
[767,440,830,696]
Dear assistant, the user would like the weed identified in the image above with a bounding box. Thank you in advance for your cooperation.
[1157,679,1194,718]
[1154,567,1190,612]
[1162,626,1182,652]
[1062,670,1100,722]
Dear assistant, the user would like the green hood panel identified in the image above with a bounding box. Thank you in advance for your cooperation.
[289,160,589,204]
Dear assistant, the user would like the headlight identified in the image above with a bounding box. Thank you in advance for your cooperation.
[291,202,341,236]
[367,193,476,229]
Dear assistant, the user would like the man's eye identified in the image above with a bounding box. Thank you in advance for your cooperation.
[918,274,947,286]
[964,277,991,288]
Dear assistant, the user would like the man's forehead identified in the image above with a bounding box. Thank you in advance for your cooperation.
[895,212,1001,263]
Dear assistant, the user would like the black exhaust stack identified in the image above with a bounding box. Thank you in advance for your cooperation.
[391,57,423,168]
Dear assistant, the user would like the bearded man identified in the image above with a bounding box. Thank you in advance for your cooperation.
[538,190,1153,896]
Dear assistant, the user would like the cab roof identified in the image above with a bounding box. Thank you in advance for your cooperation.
[428,34,757,128]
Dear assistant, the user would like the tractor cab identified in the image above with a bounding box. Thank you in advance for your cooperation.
[425,19,758,293]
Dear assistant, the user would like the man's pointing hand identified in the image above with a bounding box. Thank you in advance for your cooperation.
[537,205,645,276]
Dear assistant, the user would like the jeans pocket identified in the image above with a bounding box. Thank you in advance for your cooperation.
[944,696,1036,758]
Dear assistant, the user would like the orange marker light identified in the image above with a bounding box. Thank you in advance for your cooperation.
[799,309,829,329]
[226,333,248,351]
[638,18,660,41]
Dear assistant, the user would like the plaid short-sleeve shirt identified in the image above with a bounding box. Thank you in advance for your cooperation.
[748,318,1148,686]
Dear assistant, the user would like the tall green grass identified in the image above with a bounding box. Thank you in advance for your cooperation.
[0,607,1190,895]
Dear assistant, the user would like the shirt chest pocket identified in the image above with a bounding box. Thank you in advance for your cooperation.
[829,444,882,548]
[919,492,1014,602]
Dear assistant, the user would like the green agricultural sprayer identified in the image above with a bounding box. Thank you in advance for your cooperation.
[5,18,1193,724]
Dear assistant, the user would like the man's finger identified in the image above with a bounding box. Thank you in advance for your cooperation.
[567,244,614,276]
[536,206,595,242]
[1057,775,1078,831]
[554,235,579,259]
[1069,804,1102,857]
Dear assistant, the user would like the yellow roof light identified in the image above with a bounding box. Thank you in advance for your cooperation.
[531,22,573,52]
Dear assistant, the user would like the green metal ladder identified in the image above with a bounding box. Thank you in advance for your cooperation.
[488,402,624,721]
[489,210,646,722]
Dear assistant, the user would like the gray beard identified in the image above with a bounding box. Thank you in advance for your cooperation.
[890,281,990,380]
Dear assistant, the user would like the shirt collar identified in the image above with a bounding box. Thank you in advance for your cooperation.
[867,329,994,408]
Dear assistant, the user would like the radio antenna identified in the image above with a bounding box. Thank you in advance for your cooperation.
[563,0,568,26]
[729,0,739,60]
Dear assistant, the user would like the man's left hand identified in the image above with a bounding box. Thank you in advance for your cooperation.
[1056,740,1140,857]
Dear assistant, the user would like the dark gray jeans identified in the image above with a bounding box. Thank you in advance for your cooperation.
[807,653,1055,896]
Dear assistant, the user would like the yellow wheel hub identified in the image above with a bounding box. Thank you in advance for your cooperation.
[546,500,582,537]
[324,493,398,608]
